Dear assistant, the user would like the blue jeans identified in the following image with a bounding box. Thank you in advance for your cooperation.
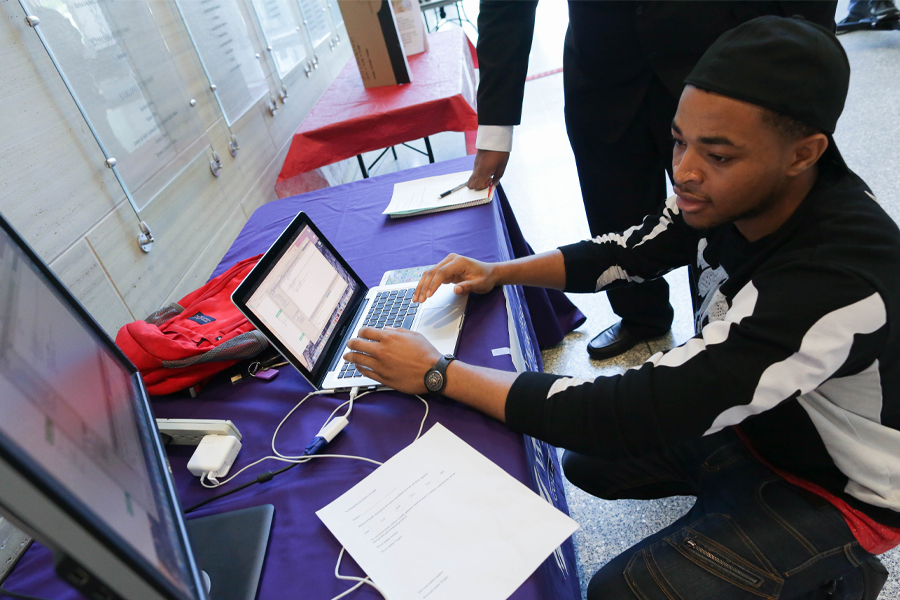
[562,429,881,599]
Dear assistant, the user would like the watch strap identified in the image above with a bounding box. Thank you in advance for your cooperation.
[425,354,456,396]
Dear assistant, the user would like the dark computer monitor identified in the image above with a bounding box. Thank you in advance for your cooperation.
[0,214,272,600]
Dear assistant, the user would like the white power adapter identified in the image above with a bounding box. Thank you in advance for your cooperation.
[187,434,242,481]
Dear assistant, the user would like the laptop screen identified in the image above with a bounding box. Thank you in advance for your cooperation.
[234,214,368,386]
[245,225,359,371]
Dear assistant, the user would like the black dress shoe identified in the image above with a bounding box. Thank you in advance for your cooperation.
[868,0,900,20]
[586,321,666,360]
[837,0,899,32]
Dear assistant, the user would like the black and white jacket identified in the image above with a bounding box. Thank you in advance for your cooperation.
[506,162,900,527]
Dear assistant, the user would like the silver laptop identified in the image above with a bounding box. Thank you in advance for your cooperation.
[231,212,467,391]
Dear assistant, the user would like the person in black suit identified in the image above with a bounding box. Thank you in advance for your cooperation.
[469,1,837,360]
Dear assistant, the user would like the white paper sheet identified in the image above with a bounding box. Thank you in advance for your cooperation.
[316,423,578,600]
[383,171,493,216]
[392,0,428,56]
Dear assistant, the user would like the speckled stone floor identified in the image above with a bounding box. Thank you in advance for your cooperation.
[354,2,900,596]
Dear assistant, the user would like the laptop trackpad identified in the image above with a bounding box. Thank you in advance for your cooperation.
[417,304,464,353]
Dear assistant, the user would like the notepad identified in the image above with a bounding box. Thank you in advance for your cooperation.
[383,171,494,218]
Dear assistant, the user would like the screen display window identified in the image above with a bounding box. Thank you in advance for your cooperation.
[246,225,358,371]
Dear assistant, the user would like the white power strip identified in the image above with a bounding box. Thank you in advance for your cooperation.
[155,418,242,445]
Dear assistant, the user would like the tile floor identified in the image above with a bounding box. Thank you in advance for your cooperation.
[350,2,900,597]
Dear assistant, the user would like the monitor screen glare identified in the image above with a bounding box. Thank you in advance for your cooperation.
[0,223,199,600]
[245,224,358,372]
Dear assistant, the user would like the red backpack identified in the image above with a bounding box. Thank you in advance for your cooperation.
[116,255,268,395]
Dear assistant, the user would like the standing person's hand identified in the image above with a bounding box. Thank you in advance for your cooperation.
[413,254,499,303]
[468,149,510,190]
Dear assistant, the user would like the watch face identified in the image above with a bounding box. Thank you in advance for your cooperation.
[425,370,444,392]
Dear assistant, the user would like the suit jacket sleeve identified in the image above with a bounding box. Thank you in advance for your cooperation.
[774,1,837,30]
[476,0,539,126]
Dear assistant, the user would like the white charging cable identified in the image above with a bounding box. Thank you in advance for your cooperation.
[200,386,403,490]
[331,547,387,600]
[192,387,431,600]
[328,394,430,600]
[200,388,338,489]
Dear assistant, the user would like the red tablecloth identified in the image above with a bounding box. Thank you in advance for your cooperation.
[277,28,478,182]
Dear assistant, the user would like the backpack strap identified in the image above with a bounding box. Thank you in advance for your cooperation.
[145,302,184,326]
[161,330,270,369]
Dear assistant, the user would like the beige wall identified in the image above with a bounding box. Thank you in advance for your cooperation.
[0,0,353,337]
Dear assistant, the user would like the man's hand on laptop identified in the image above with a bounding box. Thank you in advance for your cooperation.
[413,254,498,303]
[344,328,442,395]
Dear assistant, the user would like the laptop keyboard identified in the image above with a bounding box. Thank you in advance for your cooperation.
[338,288,420,379]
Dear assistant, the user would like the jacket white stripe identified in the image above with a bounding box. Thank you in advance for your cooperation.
[796,361,900,511]
[595,265,644,290]
[547,377,594,399]
[646,281,759,370]
[633,198,680,249]
[705,292,887,435]
[590,196,680,250]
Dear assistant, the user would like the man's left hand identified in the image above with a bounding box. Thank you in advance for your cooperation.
[344,327,442,395]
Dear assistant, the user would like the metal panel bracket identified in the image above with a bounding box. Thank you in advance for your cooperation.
[210,150,222,177]
[138,221,154,253]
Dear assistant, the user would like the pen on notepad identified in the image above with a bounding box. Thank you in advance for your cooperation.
[438,182,468,199]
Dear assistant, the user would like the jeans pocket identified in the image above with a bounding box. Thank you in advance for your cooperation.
[701,441,746,473]
[756,479,823,556]
[663,515,784,599]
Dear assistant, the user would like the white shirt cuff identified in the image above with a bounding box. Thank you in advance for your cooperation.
[475,125,514,153]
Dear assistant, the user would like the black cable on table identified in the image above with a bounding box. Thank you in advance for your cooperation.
[183,462,298,514]
[183,402,342,514]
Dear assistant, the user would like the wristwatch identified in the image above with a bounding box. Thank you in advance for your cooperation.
[424,354,456,396]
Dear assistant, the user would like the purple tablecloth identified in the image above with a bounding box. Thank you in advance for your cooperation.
[4,156,584,600]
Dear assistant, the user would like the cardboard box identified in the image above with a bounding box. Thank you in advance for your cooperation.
[338,0,413,88]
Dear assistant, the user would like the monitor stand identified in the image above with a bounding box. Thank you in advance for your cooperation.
[0,517,32,584]
[186,504,274,600]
